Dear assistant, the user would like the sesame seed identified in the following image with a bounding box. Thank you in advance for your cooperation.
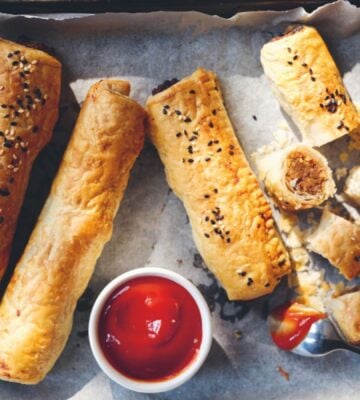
[14,50,20,55]
[204,194,210,199]
[188,159,194,163]
[287,47,291,53]
[252,115,257,121]
[184,117,192,123]
[205,157,211,162]
[7,53,13,58]
[162,108,168,115]
[214,140,219,144]
[205,216,209,222]
[208,141,213,146]
[287,61,293,65]
[189,90,196,94]
[188,145,193,154]
[216,148,222,153]
[12,61,19,66]
[293,55,298,60]
[0,187,10,196]
[204,233,210,238]
[226,238,231,243]
[247,277,254,286]
[213,188,218,193]
[175,110,181,116]
[10,121,17,126]
[264,283,270,288]
[212,109,217,115]
[229,151,234,156]
[176,132,182,138]
[209,121,214,128]
[301,63,307,67]
[32,126,39,133]
[309,68,313,75]
[238,271,247,277]
[311,77,316,82]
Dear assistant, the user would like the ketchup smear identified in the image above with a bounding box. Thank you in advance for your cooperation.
[270,302,326,351]
[98,276,202,381]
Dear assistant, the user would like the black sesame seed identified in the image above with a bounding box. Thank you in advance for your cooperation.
[287,61,293,65]
[184,117,192,123]
[209,121,214,128]
[188,159,194,163]
[320,103,324,108]
[354,255,360,262]
[212,109,217,115]
[8,105,14,110]
[22,83,29,89]
[216,148,222,153]
[287,47,292,53]
[164,105,170,109]
[278,259,286,267]
[238,271,247,277]
[32,126,39,133]
[175,110,181,116]
[188,146,193,154]
[205,157,211,162]
[19,72,25,79]
[311,77,316,82]
[1,105,6,109]
[3,114,9,119]
[192,131,199,136]
[0,132,3,137]
[189,136,197,142]
[21,147,28,153]
[204,233,210,238]
[7,53,13,58]
[205,216,209,222]
[0,187,10,196]
[189,90,196,94]
[14,50,20,55]
[252,115,257,121]
[226,238,231,243]
[204,194,210,199]
[162,108,168,115]
[345,126,350,131]
[4,139,13,148]
[229,151,234,156]
[8,177,14,183]
[12,61,19,66]
[210,220,215,225]
[176,132,182,138]
[213,188,218,193]
[10,121,17,126]
[309,68,313,75]
[301,63,307,67]
[293,55,298,60]
[247,277,254,286]
[264,283,271,288]
[214,140,219,144]
[208,141,213,146]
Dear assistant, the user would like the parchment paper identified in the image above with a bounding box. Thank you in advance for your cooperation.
[0,1,359,399]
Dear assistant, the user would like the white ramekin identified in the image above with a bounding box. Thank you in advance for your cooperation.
[88,267,213,393]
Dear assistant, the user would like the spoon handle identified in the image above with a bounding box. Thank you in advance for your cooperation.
[339,342,360,355]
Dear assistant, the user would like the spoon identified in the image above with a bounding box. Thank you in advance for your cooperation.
[290,317,360,357]
[268,302,360,357]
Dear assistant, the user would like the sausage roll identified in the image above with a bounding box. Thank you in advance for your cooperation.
[146,68,291,301]
[307,208,360,280]
[327,291,360,345]
[0,38,61,281]
[261,144,335,211]
[0,80,146,384]
[260,25,360,147]
[344,166,360,207]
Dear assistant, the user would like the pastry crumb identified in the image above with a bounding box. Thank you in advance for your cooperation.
[276,366,290,381]
[335,167,348,180]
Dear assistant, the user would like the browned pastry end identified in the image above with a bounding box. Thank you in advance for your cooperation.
[146,68,291,301]
[0,79,145,384]
[0,38,61,281]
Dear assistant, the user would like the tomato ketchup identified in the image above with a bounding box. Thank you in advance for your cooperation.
[98,276,202,381]
[269,302,326,351]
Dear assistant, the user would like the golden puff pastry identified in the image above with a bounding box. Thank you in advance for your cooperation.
[0,79,146,384]
[0,38,61,281]
[261,144,335,211]
[327,291,360,345]
[307,208,360,280]
[146,68,291,301]
[344,166,360,207]
[261,25,360,147]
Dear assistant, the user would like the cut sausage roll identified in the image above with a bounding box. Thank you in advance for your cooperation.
[327,291,360,345]
[0,80,145,384]
[261,25,360,147]
[307,208,360,280]
[261,144,335,211]
[344,166,360,207]
[0,38,61,281]
[146,68,291,301]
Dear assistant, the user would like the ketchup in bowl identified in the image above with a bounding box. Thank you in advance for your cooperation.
[98,276,202,381]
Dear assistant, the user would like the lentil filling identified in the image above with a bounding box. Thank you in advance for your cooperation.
[284,151,326,196]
